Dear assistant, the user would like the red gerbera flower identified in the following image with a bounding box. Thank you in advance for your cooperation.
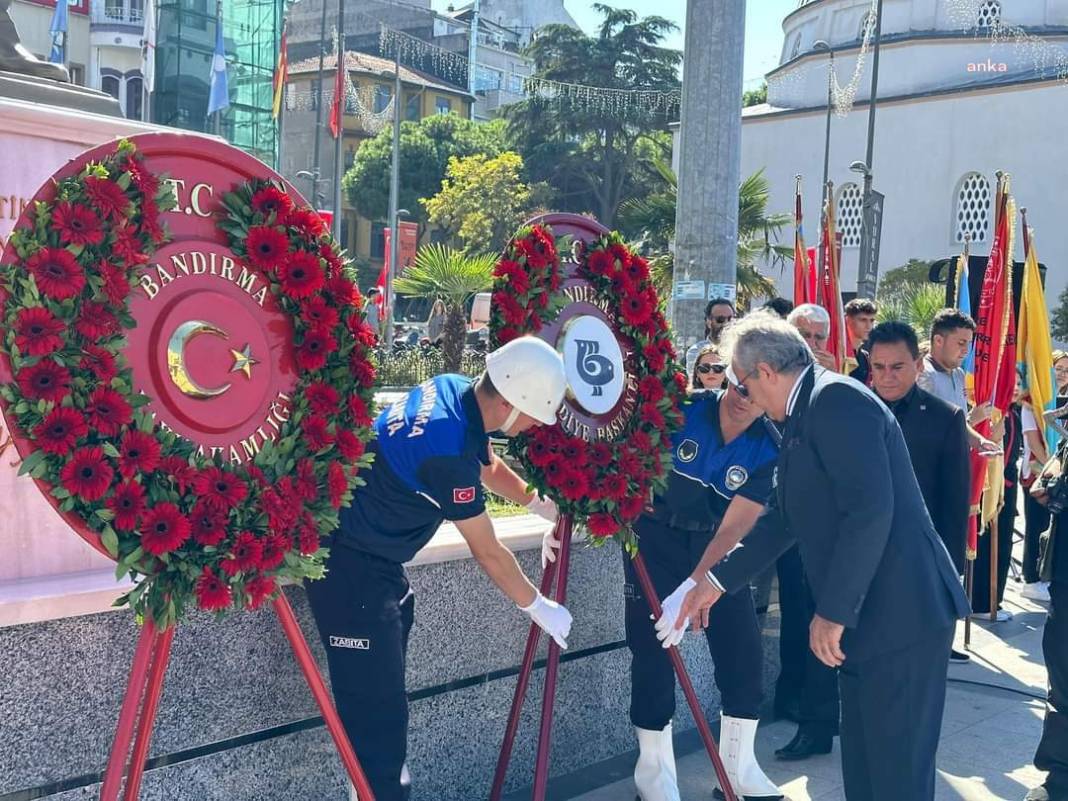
[621,292,654,327]
[98,260,131,305]
[587,512,621,539]
[60,446,114,502]
[302,415,335,451]
[111,223,148,264]
[295,458,318,501]
[673,371,688,393]
[245,574,278,610]
[559,470,589,501]
[85,387,133,437]
[295,327,337,372]
[348,395,373,427]
[325,273,358,305]
[194,466,249,510]
[350,355,376,388]
[25,247,86,300]
[561,440,589,467]
[602,473,629,501]
[83,176,131,219]
[287,207,328,240]
[140,502,192,555]
[195,567,232,612]
[300,295,340,330]
[630,430,654,454]
[527,437,557,468]
[17,360,71,402]
[348,318,378,349]
[640,403,665,428]
[139,200,165,244]
[303,381,339,415]
[52,201,104,246]
[327,461,347,509]
[619,493,647,521]
[74,301,120,340]
[495,259,530,295]
[251,186,294,218]
[319,243,343,274]
[589,442,614,467]
[609,243,633,270]
[587,250,616,276]
[336,428,365,461]
[190,501,228,546]
[221,530,262,576]
[493,291,527,327]
[515,237,549,269]
[118,429,161,479]
[642,343,666,373]
[625,256,649,284]
[34,407,88,454]
[257,534,289,570]
[107,481,146,531]
[125,156,160,195]
[279,250,325,299]
[245,225,290,270]
[297,512,320,554]
[14,307,65,356]
[159,455,197,493]
[639,375,666,402]
[496,326,520,344]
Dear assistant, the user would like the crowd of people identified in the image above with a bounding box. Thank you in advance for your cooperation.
[305,291,1068,801]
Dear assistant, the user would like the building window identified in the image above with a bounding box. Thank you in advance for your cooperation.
[370,222,387,259]
[858,11,874,40]
[405,92,420,120]
[126,77,143,120]
[373,85,392,113]
[130,0,144,21]
[102,75,120,100]
[344,148,355,170]
[955,172,992,244]
[977,0,1001,29]
[836,183,864,248]
[435,96,452,115]
[68,63,85,86]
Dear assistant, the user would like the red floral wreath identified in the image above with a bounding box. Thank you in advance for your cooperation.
[0,140,376,626]
[490,226,685,551]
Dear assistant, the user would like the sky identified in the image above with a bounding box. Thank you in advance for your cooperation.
[428,0,800,88]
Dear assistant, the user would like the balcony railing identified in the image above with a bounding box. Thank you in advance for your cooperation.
[91,2,144,26]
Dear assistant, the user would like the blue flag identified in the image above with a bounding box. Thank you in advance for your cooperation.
[49,0,69,64]
[956,255,975,389]
[207,16,229,115]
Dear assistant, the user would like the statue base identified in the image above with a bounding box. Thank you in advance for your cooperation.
[0,68,121,116]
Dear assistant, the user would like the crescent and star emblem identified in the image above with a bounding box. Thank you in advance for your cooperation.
[166,320,258,399]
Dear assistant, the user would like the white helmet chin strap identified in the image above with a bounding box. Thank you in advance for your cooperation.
[501,405,522,434]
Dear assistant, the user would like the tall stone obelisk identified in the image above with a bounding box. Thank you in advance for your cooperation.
[671,0,745,349]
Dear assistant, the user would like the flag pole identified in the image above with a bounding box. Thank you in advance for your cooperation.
[961,232,974,649]
[331,0,345,243]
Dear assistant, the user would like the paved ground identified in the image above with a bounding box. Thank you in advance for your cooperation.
[538,548,1053,801]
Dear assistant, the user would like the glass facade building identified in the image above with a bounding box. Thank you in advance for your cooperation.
[153,0,282,166]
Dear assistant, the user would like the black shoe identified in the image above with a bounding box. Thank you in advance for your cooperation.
[775,727,833,761]
[950,648,971,663]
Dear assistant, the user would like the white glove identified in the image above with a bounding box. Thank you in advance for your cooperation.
[540,523,589,568]
[654,578,696,649]
[520,592,572,649]
[526,494,558,522]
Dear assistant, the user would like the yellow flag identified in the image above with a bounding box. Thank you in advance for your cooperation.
[1018,223,1056,452]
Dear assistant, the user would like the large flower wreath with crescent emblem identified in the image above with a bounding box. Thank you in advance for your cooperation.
[0,140,376,626]
[490,225,686,552]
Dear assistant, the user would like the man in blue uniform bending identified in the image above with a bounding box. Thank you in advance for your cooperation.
[307,336,572,801]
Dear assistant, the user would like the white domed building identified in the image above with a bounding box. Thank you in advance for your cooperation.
[680,0,1068,306]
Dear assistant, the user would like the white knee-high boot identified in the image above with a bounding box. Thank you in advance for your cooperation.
[718,715,783,800]
[634,724,681,801]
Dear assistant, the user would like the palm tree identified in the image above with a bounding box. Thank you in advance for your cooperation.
[393,244,496,373]
[618,160,792,308]
[876,283,946,338]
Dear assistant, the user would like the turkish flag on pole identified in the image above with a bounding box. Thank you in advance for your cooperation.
[819,186,847,371]
[329,50,345,138]
[793,178,810,305]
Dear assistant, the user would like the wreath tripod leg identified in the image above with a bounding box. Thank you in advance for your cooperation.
[273,593,377,800]
[122,625,176,801]
[488,549,560,801]
[630,552,739,801]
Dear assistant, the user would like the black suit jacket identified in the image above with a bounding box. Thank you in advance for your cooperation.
[888,386,970,574]
[716,367,970,663]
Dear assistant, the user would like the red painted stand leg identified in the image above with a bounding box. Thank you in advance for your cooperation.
[964,559,974,648]
[631,553,738,801]
[273,594,377,801]
[488,546,560,801]
[100,619,160,801]
[530,516,573,800]
[122,626,176,801]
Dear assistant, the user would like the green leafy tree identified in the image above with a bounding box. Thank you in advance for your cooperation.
[343,116,507,225]
[876,258,935,305]
[504,5,681,226]
[617,161,791,307]
[876,284,946,338]
[743,82,768,107]
[392,245,496,372]
[422,152,550,254]
[1052,285,1068,341]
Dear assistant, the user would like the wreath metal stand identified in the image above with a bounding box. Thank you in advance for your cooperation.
[98,595,376,801]
[488,515,739,801]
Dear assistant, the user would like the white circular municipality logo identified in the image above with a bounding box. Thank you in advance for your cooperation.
[725,465,749,491]
[561,314,626,415]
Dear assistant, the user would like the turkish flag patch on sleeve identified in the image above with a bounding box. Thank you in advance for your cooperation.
[453,487,476,504]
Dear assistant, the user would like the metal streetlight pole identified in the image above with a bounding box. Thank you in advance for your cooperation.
[384,45,402,345]
[812,40,833,194]
[309,0,330,206]
[331,0,345,243]
[856,0,884,299]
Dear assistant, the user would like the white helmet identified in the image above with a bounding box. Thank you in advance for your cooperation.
[485,336,567,428]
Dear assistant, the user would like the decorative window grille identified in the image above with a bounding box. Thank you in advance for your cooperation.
[955,172,992,244]
[836,183,864,248]
[977,1,1001,29]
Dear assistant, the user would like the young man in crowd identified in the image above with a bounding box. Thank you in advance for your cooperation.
[685,297,736,375]
[843,298,877,384]
[306,336,570,801]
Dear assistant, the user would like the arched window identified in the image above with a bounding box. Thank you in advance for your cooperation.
[858,10,874,40]
[102,75,120,101]
[955,172,992,244]
[126,76,143,120]
[977,0,1001,29]
[836,183,864,248]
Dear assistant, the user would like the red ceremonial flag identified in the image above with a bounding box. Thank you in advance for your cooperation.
[328,49,345,138]
[271,21,287,119]
[793,178,810,305]
[818,186,847,371]
[806,247,817,303]
[966,186,1014,555]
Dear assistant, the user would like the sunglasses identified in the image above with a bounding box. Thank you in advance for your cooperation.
[725,365,759,399]
[697,363,727,375]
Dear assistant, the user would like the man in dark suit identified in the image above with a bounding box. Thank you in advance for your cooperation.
[659,314,971,801]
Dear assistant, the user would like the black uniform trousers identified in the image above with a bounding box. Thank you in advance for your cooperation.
[838,624,954,801]
[306,544,415,801]
[774,546,840,736]
[1024,490,1051,584]
[625,516,764,729]
[1035,516,1068,797]
[971,481,1017,614]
